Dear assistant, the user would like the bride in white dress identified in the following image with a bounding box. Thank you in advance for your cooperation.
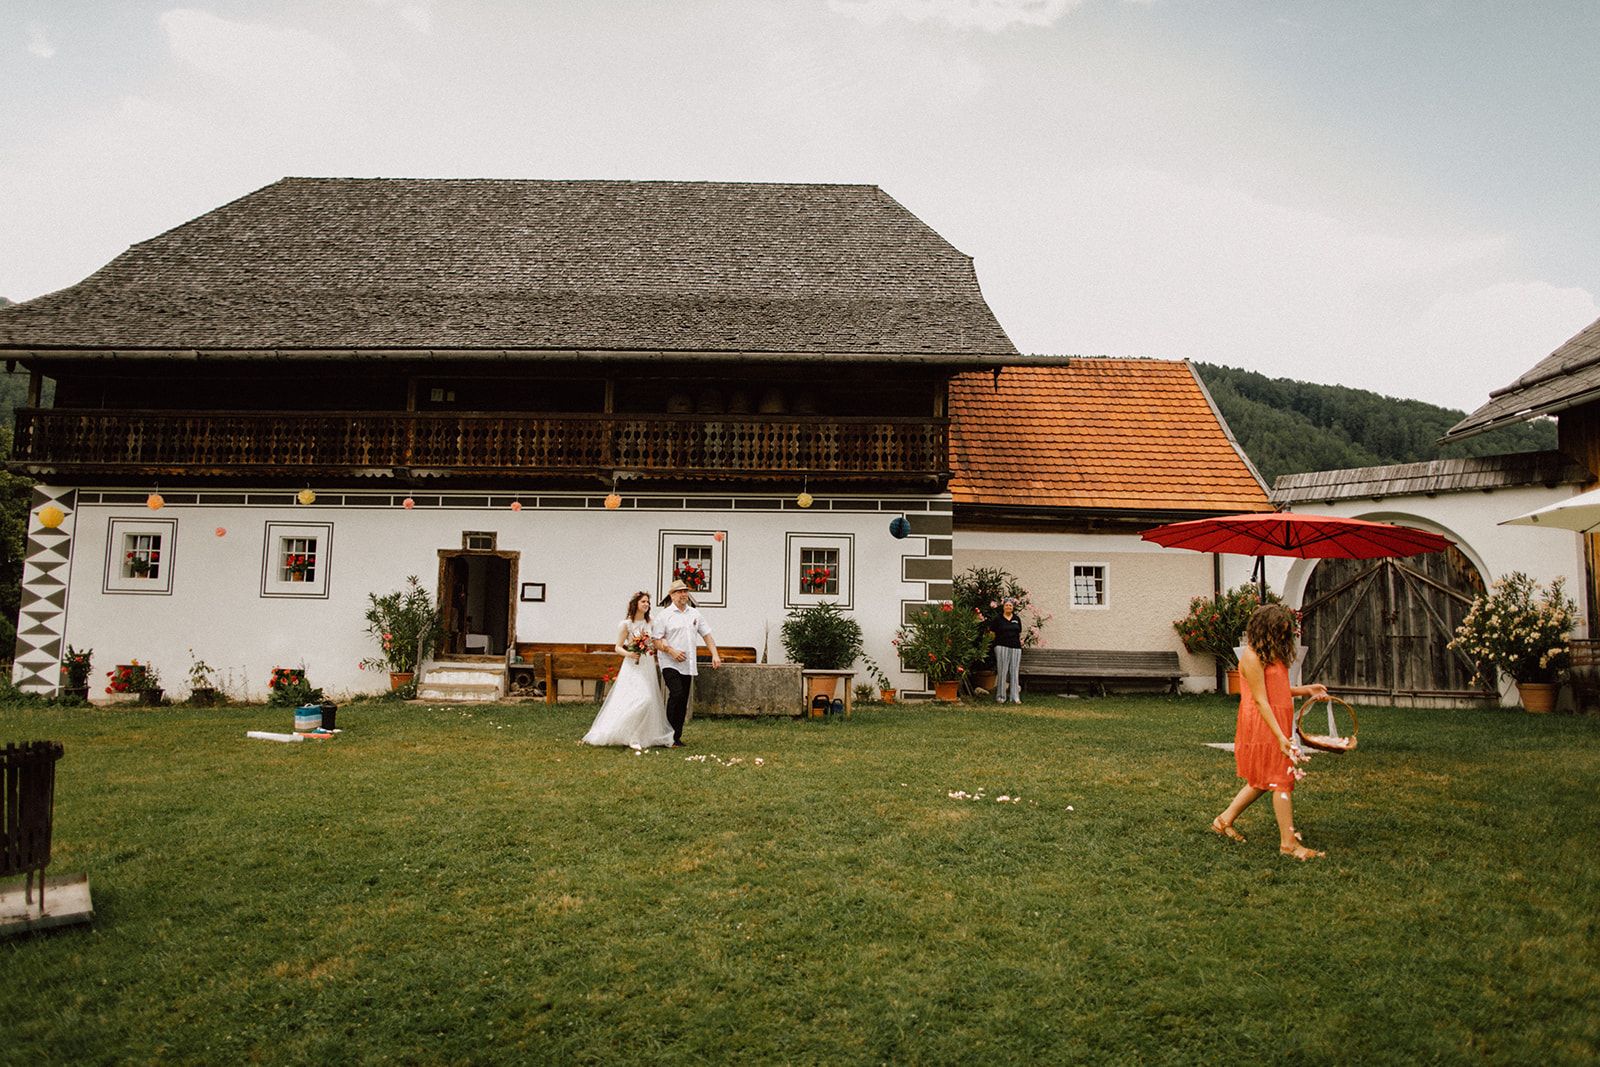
[582,591,676,749]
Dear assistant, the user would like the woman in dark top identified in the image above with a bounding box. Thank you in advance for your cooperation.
[990,598,1023,703]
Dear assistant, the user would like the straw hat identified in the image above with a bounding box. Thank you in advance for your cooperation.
[660,579,696,606]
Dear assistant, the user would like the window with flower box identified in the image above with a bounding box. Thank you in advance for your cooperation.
[262,522,333,599]
[104,518,176,595]
[786,533,853,608]
[657,531,726,607]
[1070,563,1109,609]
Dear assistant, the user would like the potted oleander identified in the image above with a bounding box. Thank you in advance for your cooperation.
[361,575,441,690]
[1450,572,1575,713]
[894,602,991,702]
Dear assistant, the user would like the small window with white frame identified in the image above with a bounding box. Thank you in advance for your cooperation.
[1071,563,1108,609]
[786,533,853,608]
[263,522,333,599]
[657,530,726,607]
[104,518,177,595]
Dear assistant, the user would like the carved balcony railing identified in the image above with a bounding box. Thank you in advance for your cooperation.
[11,409,949,481]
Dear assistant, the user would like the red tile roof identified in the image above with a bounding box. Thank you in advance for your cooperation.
[949,358,1270,512]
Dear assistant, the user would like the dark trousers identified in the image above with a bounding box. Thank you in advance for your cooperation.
[662,668,692,742]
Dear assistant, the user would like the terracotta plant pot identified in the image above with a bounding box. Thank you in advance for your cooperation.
[934,680,960,702]
[880,688,896,705]
[389,671,415,691]
[1516,681,1557,714]
[1225,669,1241,695]
[973,669,998,692]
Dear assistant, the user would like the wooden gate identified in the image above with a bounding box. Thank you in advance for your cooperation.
[1299,547,1492,703]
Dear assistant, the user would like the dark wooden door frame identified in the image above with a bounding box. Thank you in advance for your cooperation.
[436,549,520,657]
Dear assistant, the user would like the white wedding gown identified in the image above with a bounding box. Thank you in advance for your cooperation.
[582,621,675,749]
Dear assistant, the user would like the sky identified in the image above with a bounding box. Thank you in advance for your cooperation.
[4,0,1598,413]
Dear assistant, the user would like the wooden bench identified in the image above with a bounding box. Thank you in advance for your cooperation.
[511,643,758,703]
[1018,649,1183,696]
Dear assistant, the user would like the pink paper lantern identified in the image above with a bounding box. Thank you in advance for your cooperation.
[402,497,415,510]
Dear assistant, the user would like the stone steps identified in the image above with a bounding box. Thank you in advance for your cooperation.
[417,660,507,703]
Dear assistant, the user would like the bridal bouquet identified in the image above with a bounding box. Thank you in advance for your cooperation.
[623,633,654,657]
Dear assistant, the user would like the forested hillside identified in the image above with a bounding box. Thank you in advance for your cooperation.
[1194,363,1558,485]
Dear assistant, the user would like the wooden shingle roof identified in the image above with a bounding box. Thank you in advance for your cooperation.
[0,178,1018,360]
[948,358,1270,513]
[1445,315,1600,440]
[1271,450,1587,505]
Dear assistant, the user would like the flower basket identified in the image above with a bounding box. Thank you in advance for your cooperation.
[1295,695,1358,753]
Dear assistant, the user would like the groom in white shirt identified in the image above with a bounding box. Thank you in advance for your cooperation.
[653,579,721,746]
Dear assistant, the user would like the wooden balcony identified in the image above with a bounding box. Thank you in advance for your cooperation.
[10,408,949,482]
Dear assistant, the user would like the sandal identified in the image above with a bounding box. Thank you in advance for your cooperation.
[1210,816,1246,844]
[1279,843,1325,861]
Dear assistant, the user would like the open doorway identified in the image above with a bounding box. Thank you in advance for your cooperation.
[437,550,518,657]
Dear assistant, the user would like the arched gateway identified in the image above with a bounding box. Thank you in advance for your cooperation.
[1299,546,1492,704]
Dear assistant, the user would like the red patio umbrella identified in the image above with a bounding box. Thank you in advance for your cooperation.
[1140,512,1454,599]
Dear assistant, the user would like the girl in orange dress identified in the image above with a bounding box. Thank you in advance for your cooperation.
[1210,603,1328,861]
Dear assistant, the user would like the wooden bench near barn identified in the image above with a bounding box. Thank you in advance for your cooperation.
[512,643,758,703]
[1018,648,1183,696]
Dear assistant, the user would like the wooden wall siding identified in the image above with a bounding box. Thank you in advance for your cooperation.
[1300,547,1490,700]
[12,409,947,479]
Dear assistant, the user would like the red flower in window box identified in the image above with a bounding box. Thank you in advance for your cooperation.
[126,549,159,577]
[801,566,834,592]
[284,553,315,579]
[673,560,708,591]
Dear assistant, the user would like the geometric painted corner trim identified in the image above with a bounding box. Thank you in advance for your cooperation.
[11,486,76,693]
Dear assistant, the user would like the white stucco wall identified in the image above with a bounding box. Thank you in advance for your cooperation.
[26,488,947,701]
[955,530,1221,691]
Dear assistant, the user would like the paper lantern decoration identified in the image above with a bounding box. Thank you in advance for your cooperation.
[402,497,415,510]
[889,516,911,539]
[510,501,523,512]
[796,491,813,508]
[713,531,725,543]
[297,488,317,506]
[37,505,64,529]
[146,492,165,510]
[214,527,227,538]
[604,492,622,510]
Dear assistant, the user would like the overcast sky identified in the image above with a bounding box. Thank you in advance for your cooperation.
[5,0,1597,412]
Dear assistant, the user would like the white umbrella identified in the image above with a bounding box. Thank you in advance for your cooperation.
[1500,486,1600,533]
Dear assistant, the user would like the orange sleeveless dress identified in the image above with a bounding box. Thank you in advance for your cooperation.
[1235,660,1295,792]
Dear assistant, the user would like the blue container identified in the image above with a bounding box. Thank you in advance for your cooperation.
[294,705,322,732]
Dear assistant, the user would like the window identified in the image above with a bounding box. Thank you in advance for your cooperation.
[278,536,319,583]
[657,531,726,607]
[1071,564,1108,609]
[263,522,333,598]
[798,547,839,595]
[104,518,177,594]
[785,533,854,608]
[672,545,714,593]
[463,531,497,551]
[124,533,163,581]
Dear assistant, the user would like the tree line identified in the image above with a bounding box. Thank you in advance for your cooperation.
[1194,362,1557,486]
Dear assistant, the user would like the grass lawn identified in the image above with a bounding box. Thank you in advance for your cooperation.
[2,694,1598,1065]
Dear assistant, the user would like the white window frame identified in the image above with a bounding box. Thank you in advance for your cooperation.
[657,530,726,607]
[785,532,854,609]
[262,522,334,599]
[103,518,177,595]
[1070,562,1109,610]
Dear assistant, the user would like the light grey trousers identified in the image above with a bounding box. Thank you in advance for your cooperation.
[995,645,1021,702]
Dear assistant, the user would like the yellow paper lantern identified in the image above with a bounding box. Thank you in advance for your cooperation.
[604,492,622,510]
[146,492,165,510]
[37,505,64,529]
[796,491,813,508]
[297,488,317,506]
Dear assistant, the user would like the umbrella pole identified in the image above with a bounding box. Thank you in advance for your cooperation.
[1254,556,1267,603]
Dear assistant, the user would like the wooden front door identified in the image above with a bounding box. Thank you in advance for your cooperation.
[1299,547,1491,702]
